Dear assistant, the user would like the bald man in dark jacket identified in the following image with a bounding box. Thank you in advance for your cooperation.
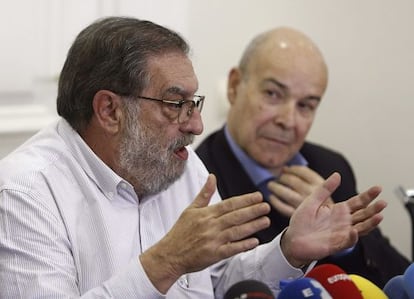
[196,26,410,288]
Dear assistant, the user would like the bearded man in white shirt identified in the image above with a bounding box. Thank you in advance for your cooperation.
[0,16,385,298]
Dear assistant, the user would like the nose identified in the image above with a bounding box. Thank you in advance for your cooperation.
[275,101,296,129]
[180,108,204,135]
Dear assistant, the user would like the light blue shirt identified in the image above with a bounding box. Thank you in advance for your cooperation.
[224,125,307,187]
[0,118,305,298]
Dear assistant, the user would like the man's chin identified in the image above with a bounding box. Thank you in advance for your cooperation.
[256,154,289,169]
[141,161,187,197]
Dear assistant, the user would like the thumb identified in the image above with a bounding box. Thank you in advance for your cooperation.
[308,172,341,208]
[191,174,217,208]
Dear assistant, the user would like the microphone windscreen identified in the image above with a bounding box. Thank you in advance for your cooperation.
[223,279,274,299]
[277,277,332,299]
[305,264,363,299]
[403,263,414,298]
[349,274,388,299]
[383,275,409,299]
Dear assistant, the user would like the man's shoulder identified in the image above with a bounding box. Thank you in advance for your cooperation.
[0,125,70,189]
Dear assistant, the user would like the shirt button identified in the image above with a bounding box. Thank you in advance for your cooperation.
[177,275,189,288]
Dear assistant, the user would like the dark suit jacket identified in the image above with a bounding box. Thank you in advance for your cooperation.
[196,127,410,288]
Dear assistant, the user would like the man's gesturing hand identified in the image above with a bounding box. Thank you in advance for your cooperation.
[140,174,271,293]
[280,172,384,268]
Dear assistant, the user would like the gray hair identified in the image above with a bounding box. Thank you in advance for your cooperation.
[57,16,190,132]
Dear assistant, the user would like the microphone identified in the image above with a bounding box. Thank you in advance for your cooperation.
[223,279,275,299]
[277,277,332,299]
[305,264,363,299]
[403,263,414,298]
[383,275,409,299]
[349,274,388,298]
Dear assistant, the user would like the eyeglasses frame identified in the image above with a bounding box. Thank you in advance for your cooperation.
[135,95,205,123]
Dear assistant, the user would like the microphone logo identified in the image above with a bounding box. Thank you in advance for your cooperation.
[327,273,351,284]
[302,288,316,297]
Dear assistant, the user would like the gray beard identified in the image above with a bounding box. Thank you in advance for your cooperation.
[118,116,194,198]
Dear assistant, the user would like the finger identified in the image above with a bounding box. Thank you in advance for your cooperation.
[347,186,382,213]
[352,199,387,225]
[218,200,271,229]
[267,181,303,207]
[278,172,313,196]
[283,165,324,184]
[353,213,384,236]
[191,173,217,208]
[279,167,327,198]
[268,194,296,217]
[212,192,264,217]
[306,172,341,209]
[219,216,271,244]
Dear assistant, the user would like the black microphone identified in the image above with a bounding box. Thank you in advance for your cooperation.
[223,279,275,299]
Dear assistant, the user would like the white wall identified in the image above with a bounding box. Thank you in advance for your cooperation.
[1,0,413,260]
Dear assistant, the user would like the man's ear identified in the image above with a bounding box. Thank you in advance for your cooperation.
[227,67,242,105]
[92,90,123,134]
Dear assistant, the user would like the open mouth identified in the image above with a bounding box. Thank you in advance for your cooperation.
[174,146,189,160]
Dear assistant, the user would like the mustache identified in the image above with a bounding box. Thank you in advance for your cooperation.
[169,134,195,151]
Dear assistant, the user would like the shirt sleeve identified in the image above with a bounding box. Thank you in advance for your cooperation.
[211,232,306,298]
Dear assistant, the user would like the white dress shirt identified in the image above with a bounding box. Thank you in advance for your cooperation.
[0,118,303,298]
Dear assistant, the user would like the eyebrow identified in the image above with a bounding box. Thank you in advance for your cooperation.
[263,78,322,102]
[163,86,193,99]
[164,86,184,95]
[264,78,286,89]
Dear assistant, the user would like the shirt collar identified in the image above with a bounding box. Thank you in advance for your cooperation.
[57,118,136,203]
[224,125,308,186]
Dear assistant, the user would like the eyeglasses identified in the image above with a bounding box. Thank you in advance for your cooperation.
[136,95,205,123]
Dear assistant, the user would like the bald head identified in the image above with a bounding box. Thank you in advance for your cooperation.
[239,27,328,82]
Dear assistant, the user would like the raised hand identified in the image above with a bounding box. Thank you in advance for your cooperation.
[139,174,271,293]
[268,166,334,217]
[280,172,385,268]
